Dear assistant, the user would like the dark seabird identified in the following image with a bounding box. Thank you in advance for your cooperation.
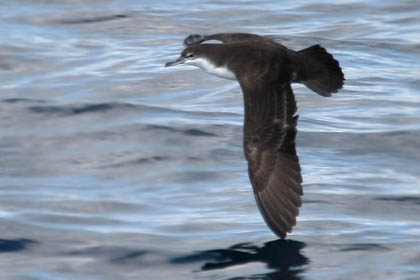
[165,33,344,238]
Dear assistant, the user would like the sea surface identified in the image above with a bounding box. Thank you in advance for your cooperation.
[1,1,420,279]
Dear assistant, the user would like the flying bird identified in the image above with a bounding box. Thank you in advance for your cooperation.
[165,33,344,238]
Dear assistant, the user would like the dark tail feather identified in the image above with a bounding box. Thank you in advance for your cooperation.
[294,45,345,97]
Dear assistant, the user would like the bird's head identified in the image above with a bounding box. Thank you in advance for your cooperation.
[165,46,205,68]
[165,44,236,80]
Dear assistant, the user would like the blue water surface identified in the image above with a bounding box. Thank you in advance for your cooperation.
[1,0,420,279]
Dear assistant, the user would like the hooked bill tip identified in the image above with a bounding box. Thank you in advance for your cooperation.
[165,57,185,67]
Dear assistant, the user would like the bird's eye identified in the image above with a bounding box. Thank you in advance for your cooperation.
[186,53,194,58]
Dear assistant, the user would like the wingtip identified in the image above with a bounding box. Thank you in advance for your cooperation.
[271,222,295,239]
[183,34,207,46]
[277,231,287,239]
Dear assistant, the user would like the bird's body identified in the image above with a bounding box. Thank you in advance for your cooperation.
[165,33,344,238]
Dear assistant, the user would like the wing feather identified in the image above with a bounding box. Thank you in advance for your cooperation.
[240,78,303,238]
[184,33,270,46]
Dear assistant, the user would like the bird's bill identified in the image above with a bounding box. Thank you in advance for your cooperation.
[165,56,185,67]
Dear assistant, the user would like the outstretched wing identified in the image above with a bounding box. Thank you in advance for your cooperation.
[184,33,267,46]
[239,77,303,239]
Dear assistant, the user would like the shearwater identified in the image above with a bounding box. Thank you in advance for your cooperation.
[165,33,345,238]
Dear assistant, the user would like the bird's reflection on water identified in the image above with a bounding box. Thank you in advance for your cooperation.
[171,239,308,279]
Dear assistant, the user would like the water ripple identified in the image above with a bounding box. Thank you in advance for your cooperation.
[1,0,420,279]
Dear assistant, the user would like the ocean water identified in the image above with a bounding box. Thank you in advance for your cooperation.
[1,0,420,279]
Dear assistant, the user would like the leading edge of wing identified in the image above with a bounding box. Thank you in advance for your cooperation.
[183,33,267,46]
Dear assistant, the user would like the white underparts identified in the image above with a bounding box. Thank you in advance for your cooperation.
[185,57,236,80]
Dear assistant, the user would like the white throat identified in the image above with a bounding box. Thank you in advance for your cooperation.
[185,57,236,80]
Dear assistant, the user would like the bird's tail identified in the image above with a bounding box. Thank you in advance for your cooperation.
[294,45,345,97]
